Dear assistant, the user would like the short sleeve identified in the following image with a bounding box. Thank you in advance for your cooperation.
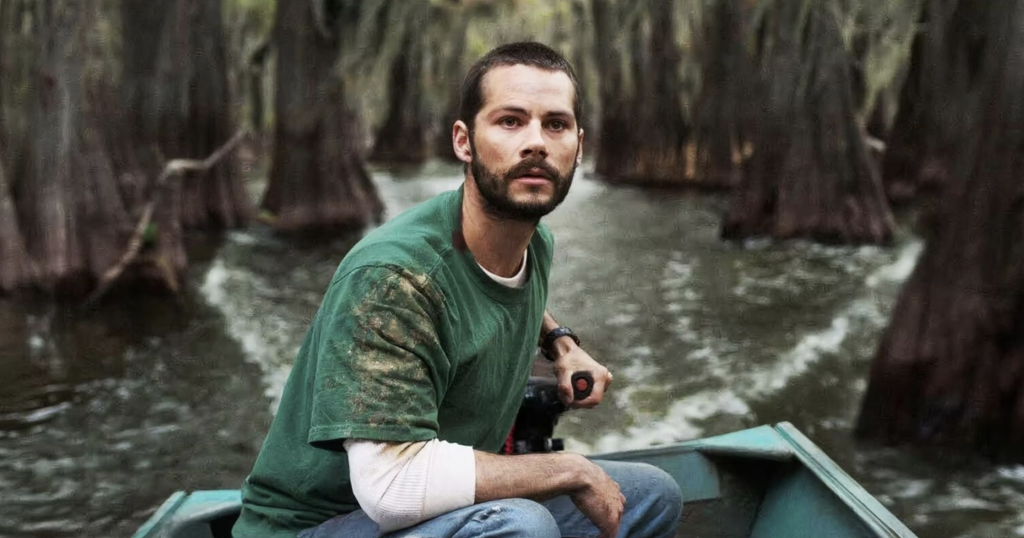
[307,265,449,448]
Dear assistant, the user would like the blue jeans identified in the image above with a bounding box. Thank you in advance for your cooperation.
[297,460,683,538]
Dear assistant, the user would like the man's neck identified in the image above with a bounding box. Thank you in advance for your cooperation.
[461,178,536,278]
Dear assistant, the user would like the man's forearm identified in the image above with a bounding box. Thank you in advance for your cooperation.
[475,449,625,537]
[540,309,561,343]
[475,450,587,503]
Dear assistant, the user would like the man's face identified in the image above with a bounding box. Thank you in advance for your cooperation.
[466,64,583,222]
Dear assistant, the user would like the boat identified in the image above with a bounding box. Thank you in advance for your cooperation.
[131,422,917,538]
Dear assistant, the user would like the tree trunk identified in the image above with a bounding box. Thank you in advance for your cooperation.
[433,14,469,162]
[593,0,689,186]
[0,156,33,294]
[261,0,383,233]
[19,0,132,297]
[117,0,189,286]
[721,2,895,245]
[592,0,634,181]
[1,0,32,182]
[856,3,1024,460]
[881,0,986,205]
[369,31,428,164]
[692,0,751,189]
[0,0,7,156]
[155,0,252,229]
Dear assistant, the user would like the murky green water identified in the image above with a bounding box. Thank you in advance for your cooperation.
[1,161,1022,537]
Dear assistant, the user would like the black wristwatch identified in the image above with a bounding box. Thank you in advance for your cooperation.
[541,327,581,361]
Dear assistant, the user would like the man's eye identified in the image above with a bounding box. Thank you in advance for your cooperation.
[548,120,567,131]
[500,117,519,127]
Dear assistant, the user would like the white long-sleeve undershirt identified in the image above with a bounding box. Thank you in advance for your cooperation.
[343,439,476,532]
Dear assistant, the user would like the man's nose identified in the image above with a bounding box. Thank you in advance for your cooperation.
[520,120,549,159]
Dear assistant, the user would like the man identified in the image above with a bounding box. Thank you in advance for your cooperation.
[233,42,683,538]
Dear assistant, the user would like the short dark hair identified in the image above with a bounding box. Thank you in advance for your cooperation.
[459,42,583,132]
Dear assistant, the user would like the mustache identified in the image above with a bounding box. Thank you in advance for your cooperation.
[505,158,559,181]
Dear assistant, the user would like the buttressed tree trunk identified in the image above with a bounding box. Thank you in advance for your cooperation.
[19,0,132,297]
[151,0,252,229]
[262,0,383,233]
[693,0,751,188]
[722,1,895,245]
[882,0,986,205]
[370,31,428,164]
[856,3,1024,460]
[593,0,688,185]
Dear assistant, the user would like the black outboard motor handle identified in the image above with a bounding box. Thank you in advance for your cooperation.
[571,371,594,401]
[505,371,594,455]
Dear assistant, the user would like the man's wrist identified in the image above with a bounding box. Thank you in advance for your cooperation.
[541,326,580,361]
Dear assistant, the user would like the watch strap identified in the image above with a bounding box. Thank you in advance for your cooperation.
[541,327,580,361]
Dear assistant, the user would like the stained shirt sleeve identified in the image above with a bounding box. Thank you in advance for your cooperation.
[307,264,450,447]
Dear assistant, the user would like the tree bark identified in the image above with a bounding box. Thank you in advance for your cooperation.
[369,31,428,164]
[122,0,252,230]
[0,0,8,156]
[19,0,132,297]
[592,0,629,181]
[856,3,1024,460]
[116,0,188,286]
[721,2,895,245]
[593,0,689,186]
[692,0,751,189]
[433,14,469,162]
[262,0,383,233]
[159,0,252,229]
[1,0,32,181]
[0,156,32,294]
[881,0,986,205]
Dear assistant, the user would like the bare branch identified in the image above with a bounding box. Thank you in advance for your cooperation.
[84,128,249,307]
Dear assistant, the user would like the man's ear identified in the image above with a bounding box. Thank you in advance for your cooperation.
[453,121,473,164]
[576,128,585,166]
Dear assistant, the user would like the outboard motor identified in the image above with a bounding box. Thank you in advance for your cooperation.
[503,371,593,455]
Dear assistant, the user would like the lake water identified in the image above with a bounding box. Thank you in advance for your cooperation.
[1,161,1022,537]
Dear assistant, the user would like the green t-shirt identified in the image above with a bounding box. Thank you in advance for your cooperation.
[233,188,554,538]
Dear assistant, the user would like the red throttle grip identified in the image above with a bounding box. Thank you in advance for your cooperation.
[571,371,594,401]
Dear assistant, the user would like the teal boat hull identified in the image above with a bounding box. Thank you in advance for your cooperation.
[132,422,917,538]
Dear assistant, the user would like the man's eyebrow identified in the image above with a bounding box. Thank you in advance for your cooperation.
[487,106,575,120]
[543,110,574,120]
[488,106,530,117]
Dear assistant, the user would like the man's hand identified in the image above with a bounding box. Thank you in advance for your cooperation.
[551,342,613,408]
[568,455,626,538]
[475,451,625,538]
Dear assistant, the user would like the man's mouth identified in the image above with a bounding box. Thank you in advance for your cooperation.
[516,168,553,182]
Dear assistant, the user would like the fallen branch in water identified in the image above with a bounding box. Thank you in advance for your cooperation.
[85,129,249,307]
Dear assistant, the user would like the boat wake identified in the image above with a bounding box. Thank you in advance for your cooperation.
[568,238,924,454]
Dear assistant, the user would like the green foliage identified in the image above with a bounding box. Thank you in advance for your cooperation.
[224,0,275,36]
[143,222,158,246]
[743,0,921,119]
[841,0,923,118]
[223,0,277,130]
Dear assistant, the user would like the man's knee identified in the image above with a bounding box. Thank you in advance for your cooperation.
[644,464,684,516]
[464,498,561,538]
[599,461,684,519]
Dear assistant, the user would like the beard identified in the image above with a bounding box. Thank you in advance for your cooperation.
[470,143,578,222]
